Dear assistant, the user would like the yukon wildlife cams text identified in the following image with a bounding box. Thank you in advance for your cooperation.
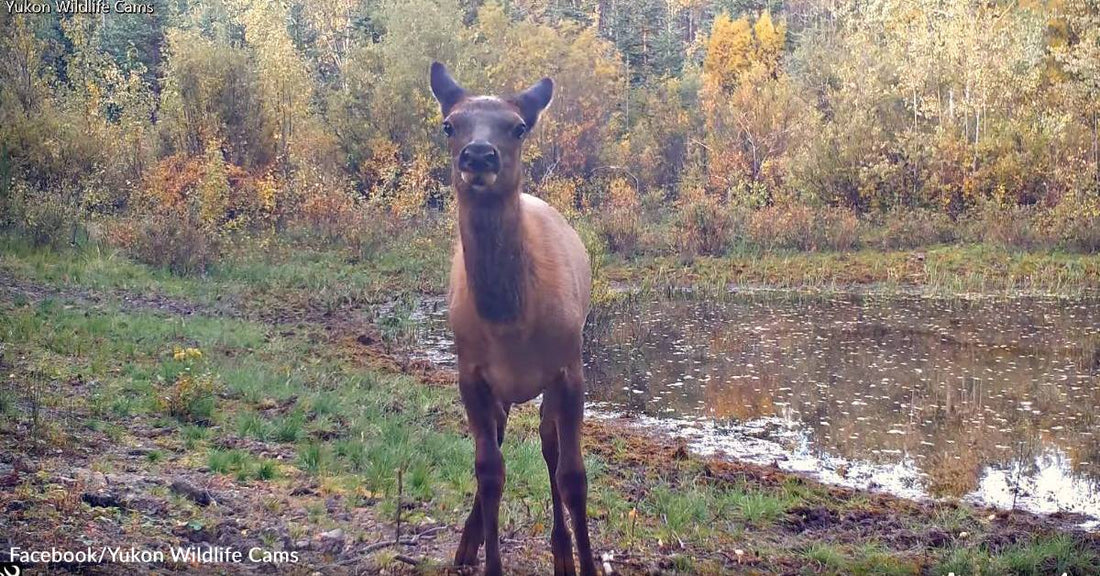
[6,0,154,14]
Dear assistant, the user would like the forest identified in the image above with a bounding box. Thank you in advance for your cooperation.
[2,0,1099,273]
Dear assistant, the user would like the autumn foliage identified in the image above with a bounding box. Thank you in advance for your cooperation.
[1,0,1099,267]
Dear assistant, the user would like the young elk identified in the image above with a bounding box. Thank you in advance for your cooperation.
[429,62,596,576]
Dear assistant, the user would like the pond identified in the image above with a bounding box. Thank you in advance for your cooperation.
[393,292,1100,526]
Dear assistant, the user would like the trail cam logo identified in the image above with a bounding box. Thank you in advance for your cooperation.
[0,562,21,576]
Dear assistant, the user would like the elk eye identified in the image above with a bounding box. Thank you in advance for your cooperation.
[512,122,528,140]
[442,121,454,137]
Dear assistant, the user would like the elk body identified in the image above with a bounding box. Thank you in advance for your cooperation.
[429,62,596,576]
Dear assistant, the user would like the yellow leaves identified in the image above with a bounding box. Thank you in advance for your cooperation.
[608,177,640,210]
[704,14,754,92]
[541,177,582,218]
[198,140,231,230]
[752,12,786,72]
[703,11,786,96]
[390,150,437,219]
[173,347,203,361]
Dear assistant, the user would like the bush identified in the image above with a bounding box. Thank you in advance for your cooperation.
[675,194,738,257]
[745,204,858,251]
[862,208,957,250]
[965,201,1046,250]
[1042,193,1100,253]
[4,183,82,248]
[158,369,219,424]
[126,208,220,275]
[595,207,640,256]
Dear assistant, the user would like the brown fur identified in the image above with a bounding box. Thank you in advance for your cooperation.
[430,62,596,576]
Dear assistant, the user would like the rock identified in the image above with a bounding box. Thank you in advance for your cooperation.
[82,492,124,508]
[105,472,150,488]
[290,483,316,496]
[170,478,213,506]
[6,501,27,512]
[294,540,311,551]
[925,527,949,548]
[127,495,167,516]
[75,468,108,492]
[316,528,346,554]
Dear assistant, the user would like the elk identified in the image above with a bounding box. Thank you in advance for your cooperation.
[429,62,596,576]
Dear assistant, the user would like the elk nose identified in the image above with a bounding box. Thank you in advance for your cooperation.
[459,141,500,173]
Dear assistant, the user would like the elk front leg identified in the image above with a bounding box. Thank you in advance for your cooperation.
[457,379,507,575]
[454,401,510,567]
[540,400,576,576]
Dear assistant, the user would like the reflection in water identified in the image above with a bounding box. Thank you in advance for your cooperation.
[405,292,1100,523]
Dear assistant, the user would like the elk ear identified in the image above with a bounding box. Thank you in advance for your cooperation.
[512,77,553,128]
[430,62,465,116]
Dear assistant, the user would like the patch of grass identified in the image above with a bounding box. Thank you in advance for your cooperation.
[803,541,848,569]
[236,410,271,441]
[297,442,333,475]
[990,534,1100,576]
[180,425,209,450]
[206,448,278,482]
[272,412,305,443]
[255,460,279,481]
[643,484,712,542]
[800,542,919,575]
[208,448,249,474]
[722,491,788,525]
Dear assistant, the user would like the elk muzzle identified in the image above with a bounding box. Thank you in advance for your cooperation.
[459,140,500,188]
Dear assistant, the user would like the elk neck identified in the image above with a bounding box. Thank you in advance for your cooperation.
[457,191,529,324]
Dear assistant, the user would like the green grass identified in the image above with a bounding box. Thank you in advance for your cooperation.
[800,542,919,575]
[601,243,1100,298]
[991,534,1100,576]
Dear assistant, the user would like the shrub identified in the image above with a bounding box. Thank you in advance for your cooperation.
[126,208,220,275]
[541,177,582,218]
[862,208,957,250]
[298,188,363,244]
[1042,192,1100,253]
[596,207,640,256]
[965,201,1046,250]
[595,178,642,256]
[675,193,738,257]
[158,369,219,424]
[746,204,859,251]
[4,183,82,248]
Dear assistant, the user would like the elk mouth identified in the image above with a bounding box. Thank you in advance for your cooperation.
[460,170,497,189]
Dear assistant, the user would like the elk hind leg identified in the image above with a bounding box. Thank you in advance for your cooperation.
[555,366,597,576]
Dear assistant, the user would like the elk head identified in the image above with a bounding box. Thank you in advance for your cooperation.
[430,62,553,201]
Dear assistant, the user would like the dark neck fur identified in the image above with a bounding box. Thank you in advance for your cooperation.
[458,194,528,323]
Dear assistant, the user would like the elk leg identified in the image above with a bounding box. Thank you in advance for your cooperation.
[457,380,507,575]
[454,402,510,567]
[556,366,597,576]
[540,400,576,576]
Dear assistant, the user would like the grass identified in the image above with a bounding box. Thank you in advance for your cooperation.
[2,230,1099,572]
[600,244,1100,298]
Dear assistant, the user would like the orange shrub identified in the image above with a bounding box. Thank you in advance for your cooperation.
[746,205,859,251]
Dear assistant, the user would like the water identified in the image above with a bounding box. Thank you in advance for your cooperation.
[395,293,1100,524]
